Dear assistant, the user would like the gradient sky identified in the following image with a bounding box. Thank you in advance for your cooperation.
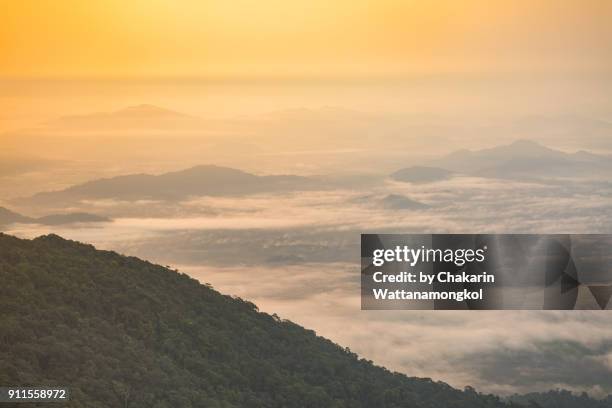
[2,0,611,78]
[2,2,612,397]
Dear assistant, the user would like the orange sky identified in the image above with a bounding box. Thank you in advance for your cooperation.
[1,0,611,78]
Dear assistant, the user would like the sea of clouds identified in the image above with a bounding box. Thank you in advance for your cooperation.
[6,176,612,396]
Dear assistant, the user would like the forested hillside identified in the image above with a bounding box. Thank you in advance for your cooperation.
[508,391,612,408]
[0,234,606,407]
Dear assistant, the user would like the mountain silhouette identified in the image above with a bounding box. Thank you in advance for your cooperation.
[0,233,517,407]
[35,213,110,226]
[20,165,323,205]
[0,206,109,227]
[381,194,429,210]
[1,233,608,407]
[0,207,31,225]
[396,140,612,181]
[391,166,454,183]
[45,104,202,131]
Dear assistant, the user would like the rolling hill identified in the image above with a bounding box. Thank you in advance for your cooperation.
[438,140,612,180]
[390,166,454,183]
[0,207,109,228]
[393,140,612,182]
[380,194,429,210]
[44,104,203,131]
[20,165,322,205]
[0,207,31,225]
[0,233,609,407]
[0,234,514,407]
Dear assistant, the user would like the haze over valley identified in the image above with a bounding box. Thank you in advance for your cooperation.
[4,1,612,405]
[2,98,612,397]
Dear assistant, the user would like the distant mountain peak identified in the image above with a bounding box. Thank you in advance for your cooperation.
[45,104,199,130]
[19,165,319,204]
[477,140,556,156]
[113,104,191,118]
[391,166,454,183]
[507,139,543,148]
[434,139,610,180]
[174,164,250,173]
[381,194,429,210]
[0,206,32,225]
[0,206,109,226]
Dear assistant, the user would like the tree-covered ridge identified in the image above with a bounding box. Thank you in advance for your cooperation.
[508,390,612,408]
[0,233,606,407]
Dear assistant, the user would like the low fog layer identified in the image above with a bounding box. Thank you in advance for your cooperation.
[4,166,612,396]
[2,86,612,397]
